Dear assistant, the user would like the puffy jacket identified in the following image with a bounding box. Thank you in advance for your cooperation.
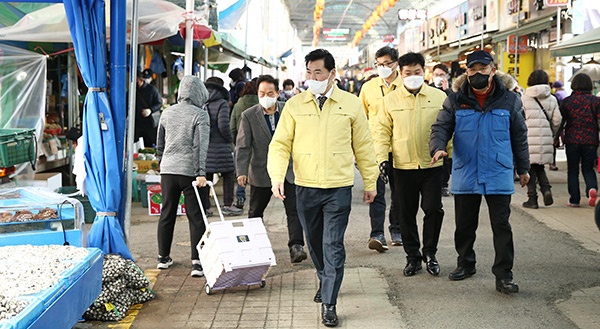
[522,84,562,165]
[267,86,378,191]
[430,73,530,195]
[373,83,448,169]
[205,82,235,173]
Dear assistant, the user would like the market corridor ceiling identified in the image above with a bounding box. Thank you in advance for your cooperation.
[283,0,444,47]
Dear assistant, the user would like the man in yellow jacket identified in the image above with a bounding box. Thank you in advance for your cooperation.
[359,46,404,251]
[268,48,378,327]
[373,52,448,278]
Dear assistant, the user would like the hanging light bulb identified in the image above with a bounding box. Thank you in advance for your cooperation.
[585,58,600,65]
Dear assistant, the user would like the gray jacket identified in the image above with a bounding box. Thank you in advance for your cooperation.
[156,76,210,177]
[235,102,293,187]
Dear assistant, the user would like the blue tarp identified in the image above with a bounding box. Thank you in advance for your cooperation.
[63,0,132,259]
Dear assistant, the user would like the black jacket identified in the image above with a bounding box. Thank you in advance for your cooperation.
[205,82,235,173]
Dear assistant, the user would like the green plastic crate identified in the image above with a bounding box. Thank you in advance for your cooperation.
[0,128,36,167]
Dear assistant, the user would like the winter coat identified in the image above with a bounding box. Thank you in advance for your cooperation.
[267,85,378,191]
[230,94,259,142]
[559,91,600,146]
[205,82,235,173]
[430,73,530,195]
[522,84,562,164]
[373,83,448,169]
[156,76,210,177]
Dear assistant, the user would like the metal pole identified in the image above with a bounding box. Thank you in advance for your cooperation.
[185,0,194,75]
[514,9,520,85]
[556,7,561,45]
[125,0,141,243]
[204,46,209,79]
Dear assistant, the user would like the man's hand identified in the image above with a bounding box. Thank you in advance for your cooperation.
[196,176,207,187]
[440,78,449,91]
[237,175,247,187]
[519,173,530,187]
[363,190,377,203]
[142,109,152,117]
[378,161,391,184]
[430,150,448,167]
[271,182,285,200]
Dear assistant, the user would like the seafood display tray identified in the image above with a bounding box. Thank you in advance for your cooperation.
[0,248,102,329]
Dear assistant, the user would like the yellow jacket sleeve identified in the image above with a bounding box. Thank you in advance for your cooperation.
[351,106,379,192]
[267,105,294,184]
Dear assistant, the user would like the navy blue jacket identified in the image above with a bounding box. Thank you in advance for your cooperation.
[430,74,530,195]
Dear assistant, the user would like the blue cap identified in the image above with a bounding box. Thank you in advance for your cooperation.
[466,50,494,67]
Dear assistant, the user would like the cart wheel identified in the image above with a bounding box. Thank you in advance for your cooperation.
[260,280,266,288]
[205,284,213,295]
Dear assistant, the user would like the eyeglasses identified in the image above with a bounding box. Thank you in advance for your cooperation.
[374,61,396,68]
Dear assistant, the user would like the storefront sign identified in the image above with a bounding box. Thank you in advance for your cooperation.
[545,0,570,6]
[398,9,428,20]
[507,34,529,54]
[502,51,534,88]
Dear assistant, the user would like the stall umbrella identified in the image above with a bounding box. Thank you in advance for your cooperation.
[64,0,132,260]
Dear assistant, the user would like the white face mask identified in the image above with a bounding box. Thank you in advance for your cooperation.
[404,75,424,90]
[433,76,444,87]
[377,66,394,79]
[259,96,277,109]
[306,74,331,95]
[144,78,152,84]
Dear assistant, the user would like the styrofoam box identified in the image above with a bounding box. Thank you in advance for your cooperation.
[32,173,62,191]
[197,217,276,288]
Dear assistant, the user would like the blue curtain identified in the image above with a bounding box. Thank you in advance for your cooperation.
[63,0,132,260]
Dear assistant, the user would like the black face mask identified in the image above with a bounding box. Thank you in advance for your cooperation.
[469,73,490,90]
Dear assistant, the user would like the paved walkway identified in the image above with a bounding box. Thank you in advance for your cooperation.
[117,151,599,329]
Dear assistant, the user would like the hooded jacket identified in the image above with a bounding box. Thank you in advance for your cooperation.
[430,72,530,195]
[205,82,235,173]
[522,84,562,164]
[156,76,210,177]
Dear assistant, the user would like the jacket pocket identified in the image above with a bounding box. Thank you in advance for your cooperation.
[455,110,478,132]
[328,151,353,181]
[496,151,513,169]
[293,152,317,182]
[392,138,411,165]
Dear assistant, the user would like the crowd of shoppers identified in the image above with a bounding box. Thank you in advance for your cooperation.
[148,46,600,327]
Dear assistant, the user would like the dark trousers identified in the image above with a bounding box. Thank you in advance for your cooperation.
[248,181,304,247]
[393,167,444,260]
[157,174,206,260]
[566,144,598,204]
[297,186,352,305]
[369,177,386,238]
[386,152,401,234]
[527,164,551,198]
[454,194,514,280]
[442,157,452,188]
[199,171,236,209]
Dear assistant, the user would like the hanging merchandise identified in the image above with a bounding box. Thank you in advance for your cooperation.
[150,51,167,77]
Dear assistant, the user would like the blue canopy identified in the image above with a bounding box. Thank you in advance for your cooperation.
[63,0,132,259]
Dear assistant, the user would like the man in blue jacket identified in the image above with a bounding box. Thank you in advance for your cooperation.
[429,50,530,294]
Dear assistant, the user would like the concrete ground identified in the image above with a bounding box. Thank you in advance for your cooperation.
[84,150,600,329]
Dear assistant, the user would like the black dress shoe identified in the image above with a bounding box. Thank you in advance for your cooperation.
[321,304,338,327]
[403,260,422,277]
[314,286,322,303]
[424,255,440,276]
[496,279,519,294]
[290,244,308,263]
[448,266,476,281]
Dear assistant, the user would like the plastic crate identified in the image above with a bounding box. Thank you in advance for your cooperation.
[55,186,96,224]
[0,128,36,168]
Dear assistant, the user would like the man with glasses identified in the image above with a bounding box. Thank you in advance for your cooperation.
[430,50,529,294]
[358,46,404,251]
[373,52,448,277]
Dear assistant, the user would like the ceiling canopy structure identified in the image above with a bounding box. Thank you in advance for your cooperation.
[282,0,440,48]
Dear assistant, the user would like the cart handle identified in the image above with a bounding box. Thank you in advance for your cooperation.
[192,180,225,226]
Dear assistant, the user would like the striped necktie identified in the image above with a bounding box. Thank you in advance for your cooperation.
[317,96,327,110]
